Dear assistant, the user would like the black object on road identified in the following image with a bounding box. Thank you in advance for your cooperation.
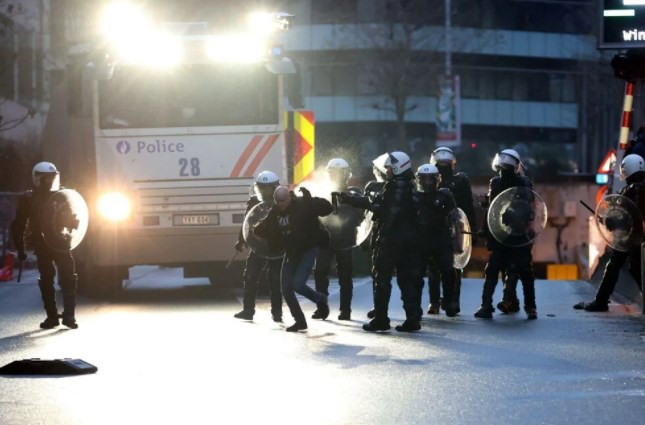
[0,358,97,375]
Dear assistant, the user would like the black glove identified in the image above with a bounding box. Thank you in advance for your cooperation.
[234,240,246,252]
[17,250,27,261]
[335,192,351,204]
[299,187,312,199]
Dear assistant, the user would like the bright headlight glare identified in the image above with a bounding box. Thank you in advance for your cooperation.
[98,193,132,221]
[205,34,267,63]
[248,12,278,35]
[115,31,182,67]
[100,2,150,43]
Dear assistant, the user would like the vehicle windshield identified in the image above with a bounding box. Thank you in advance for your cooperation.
[98,64,279,129]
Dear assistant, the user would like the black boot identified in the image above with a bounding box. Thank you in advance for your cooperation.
[338,310,351,321]
[60,274,78,329]
[40,316,60,329]
[395,320,421,332]
[313,295,329,320]
[573,300,608,312]
[367,309,376,318]
[286,321,307,332]
[234,309,254,320]
[474,305,494,319]
[497,299,520,314]
[362,318,391,332]
[525,307,538,320]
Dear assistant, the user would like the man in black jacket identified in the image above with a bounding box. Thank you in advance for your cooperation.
[233,171,283,322]
[427,147,476,315]
[254,186,332,332]
[476,149,537,320]
[339,152,423,332]
[11,162,79,329]
[574,154,645,312]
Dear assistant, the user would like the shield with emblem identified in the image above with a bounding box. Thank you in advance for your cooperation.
[40,189,89,252]
[242,201,285,260]
[487,187,547,247]
[594,194,644,252]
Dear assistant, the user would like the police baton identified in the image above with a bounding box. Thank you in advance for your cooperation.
[579,200,595,215]
[225,250,239,270]
[331,192,339,214]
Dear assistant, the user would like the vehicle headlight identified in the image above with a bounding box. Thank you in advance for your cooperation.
[97,192,132,221]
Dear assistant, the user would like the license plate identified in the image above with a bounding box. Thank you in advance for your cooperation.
[173,214,219,226]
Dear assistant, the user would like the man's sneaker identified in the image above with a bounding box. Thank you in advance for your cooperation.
[286,321,307,332]
[474,306,494,319]
[362,319,391,332]
[367,309,376,319]
[338,310,351,321]
[427,303,440,315]
[61,316,78,329]
[573,300,609,312]
[272,315,283,323]
[39,316,60,329]
[497,300,521,314]
[526,308,538,320]
[233,310,254,320]
[314,296,330,320]
[395,320,421,332]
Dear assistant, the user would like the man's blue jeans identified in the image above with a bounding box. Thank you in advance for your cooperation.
[282,248,324,322]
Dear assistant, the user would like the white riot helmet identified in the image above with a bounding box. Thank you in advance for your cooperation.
[375,151,411,177]
[254,170,280,202]
[32,161,60,191]
[372,153,389,182]
[325,158,352,187]
[620,154,645,180]
[430,147,456,168]
[492,149,521,173]
[415,163,441,193]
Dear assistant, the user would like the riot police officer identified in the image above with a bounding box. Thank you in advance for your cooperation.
[574,154,645,312]
[415,164,459,317]
[339,152,422,332]
[11,162,79,329]
[476,149,537,320]
[234,171,283,322]
[427,147,476,314]
[313,158,363,321]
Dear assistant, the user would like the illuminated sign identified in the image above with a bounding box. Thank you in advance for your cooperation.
[600,0,645,48]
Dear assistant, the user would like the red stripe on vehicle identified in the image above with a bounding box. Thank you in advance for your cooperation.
[230,135,263,177]
[243,134,280,177]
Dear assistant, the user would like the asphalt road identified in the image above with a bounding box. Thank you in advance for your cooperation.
[0,266,644,425]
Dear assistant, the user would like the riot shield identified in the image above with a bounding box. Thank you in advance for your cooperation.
[451,208,472,269]
[242,201,285,260]
[487,187,547,247]
[321,205,373,250]
[594,194,643,252]
[41,189,89,252]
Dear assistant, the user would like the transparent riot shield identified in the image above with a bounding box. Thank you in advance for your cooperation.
[41,189,89,252]
[451,208,472,269]
[242,202,285,260]
[487,187,547,247]
[594,194,643,252]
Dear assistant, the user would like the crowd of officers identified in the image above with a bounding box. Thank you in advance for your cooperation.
[11,148,645,331]
[234,147,542,333]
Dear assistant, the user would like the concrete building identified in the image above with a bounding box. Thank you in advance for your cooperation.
[283,0,623,176]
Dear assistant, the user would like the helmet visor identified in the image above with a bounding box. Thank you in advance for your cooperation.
[415,174,440,192]
[35,172,60,191]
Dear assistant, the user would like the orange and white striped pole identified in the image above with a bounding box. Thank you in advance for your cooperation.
[612,82,635,193]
